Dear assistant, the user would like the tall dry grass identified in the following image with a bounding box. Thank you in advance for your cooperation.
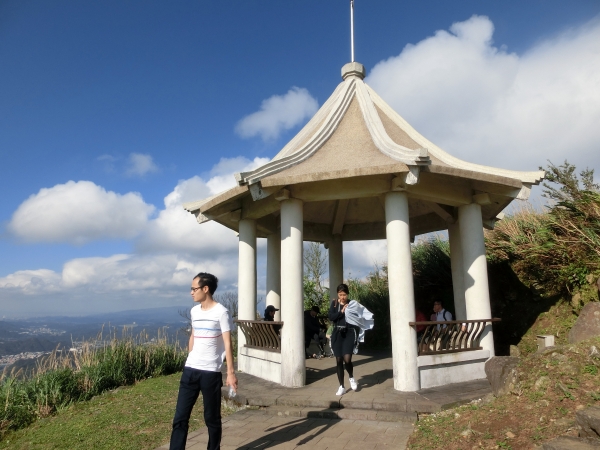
[0,329,186,438]
[486,177,600,296]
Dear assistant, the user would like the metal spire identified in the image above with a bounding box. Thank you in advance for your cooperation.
[350,0,355,62]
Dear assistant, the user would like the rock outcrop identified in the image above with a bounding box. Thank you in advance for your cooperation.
[577,406,600,439]
[542,407,600,449]
[569,302,600,344]
[542,436,600,449]
[484,356,519,397]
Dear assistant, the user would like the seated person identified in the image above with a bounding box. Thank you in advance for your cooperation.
[415,309,427,343]
[431,300,453,329]
[304,306,326,358]
[264,304,281,335]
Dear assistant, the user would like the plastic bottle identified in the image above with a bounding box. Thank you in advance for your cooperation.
[228,385,237,398]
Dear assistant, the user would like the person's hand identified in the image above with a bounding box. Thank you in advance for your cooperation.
[226,372,238,393]
[341,304,348,313]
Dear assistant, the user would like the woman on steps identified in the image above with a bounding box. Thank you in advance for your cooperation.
[328,283,359,396]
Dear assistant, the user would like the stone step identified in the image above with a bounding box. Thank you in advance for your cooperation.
[223,389,441,414]
[264,405,418,424]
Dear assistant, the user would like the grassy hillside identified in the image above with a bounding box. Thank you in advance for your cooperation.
[408,336,600,449]
[0,332,186,440]
[0,372,238,450]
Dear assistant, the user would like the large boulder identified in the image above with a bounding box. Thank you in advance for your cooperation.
[484,356,519,397]
[542,436,600,449]
[569,302,600,344]
[577,406,600,439]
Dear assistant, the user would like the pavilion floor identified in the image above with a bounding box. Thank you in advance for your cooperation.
[226,349,492,417]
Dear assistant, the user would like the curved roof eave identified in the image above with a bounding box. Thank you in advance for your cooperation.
[365,85,545,186]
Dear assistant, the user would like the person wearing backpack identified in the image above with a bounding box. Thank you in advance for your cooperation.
[430,300,454,350]
[430,300,452,329]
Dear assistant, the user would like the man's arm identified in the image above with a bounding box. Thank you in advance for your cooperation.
[188,332,194,352]
[223,331,238,392]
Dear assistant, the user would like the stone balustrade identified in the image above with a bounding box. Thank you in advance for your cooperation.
[410,318,501,356]
[235,320,283,352]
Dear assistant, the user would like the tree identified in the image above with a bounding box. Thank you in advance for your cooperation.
[303,242,330,313]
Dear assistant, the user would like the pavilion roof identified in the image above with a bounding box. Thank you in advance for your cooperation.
[184,62,544,241]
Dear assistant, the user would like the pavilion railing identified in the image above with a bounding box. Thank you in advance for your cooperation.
[409,318,501,356]
[234,320,283,353]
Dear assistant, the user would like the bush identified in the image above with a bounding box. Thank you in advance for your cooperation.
[486,161,600,296]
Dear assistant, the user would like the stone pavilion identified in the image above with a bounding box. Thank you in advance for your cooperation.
[183,62,544,391]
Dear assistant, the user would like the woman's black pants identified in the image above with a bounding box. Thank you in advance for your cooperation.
[170,367,223,450]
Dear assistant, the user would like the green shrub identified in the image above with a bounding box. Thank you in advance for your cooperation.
[486,161,600,296]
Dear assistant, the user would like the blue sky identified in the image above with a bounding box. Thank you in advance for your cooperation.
[1,1,600,317]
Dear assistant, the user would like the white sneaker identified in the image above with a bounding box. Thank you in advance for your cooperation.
[335,385,346,396]
[349,377,358,391]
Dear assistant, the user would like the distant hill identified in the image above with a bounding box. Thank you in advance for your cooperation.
[0,336,69,357]
[14,305,192,326]
[0,305,192,359]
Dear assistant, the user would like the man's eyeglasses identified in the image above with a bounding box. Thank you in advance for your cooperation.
[191,286,203,293]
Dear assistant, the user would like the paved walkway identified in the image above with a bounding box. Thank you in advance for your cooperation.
[157,410,413,450]
[157,350,492,449]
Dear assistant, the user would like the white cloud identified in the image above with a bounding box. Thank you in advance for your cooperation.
[8,181,155,245]
[137,156,267,255]
[1,156,273,316]
[366,15,600,172]
[0,253,239,316]
[206,156,270,194]
[0,269,62,293]
[126,153,159,176]
[343,241,388,280]
[235,87,319,141]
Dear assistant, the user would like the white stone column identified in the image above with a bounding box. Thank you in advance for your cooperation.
[238,219,257,362]
[385,191,419,391]
[448,222,466,320]
[458,203,495,357]
[280,198,305,387]
[266,233,281,321]
[328,234,343,302]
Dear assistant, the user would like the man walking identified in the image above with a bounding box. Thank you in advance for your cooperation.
[170,272,238,450]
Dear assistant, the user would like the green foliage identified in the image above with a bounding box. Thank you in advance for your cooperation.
[303,277,329,313]
[583,365,598,376]
[347,265,391,348]
[486,160,600,296]
[411,236,453,312]
[0,332,186,439]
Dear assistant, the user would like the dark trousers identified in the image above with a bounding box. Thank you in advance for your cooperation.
[170,367,223,450]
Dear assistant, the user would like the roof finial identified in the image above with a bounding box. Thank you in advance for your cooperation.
[350,0,355,62]
[341,0,365,80]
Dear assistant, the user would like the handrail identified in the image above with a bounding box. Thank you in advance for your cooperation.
[234,320,283,353]
[409,318,501,356]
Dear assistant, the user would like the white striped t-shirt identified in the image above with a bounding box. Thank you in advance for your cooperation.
[185,303,232,372]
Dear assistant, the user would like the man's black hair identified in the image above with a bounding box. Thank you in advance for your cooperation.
[194,272,218,295]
